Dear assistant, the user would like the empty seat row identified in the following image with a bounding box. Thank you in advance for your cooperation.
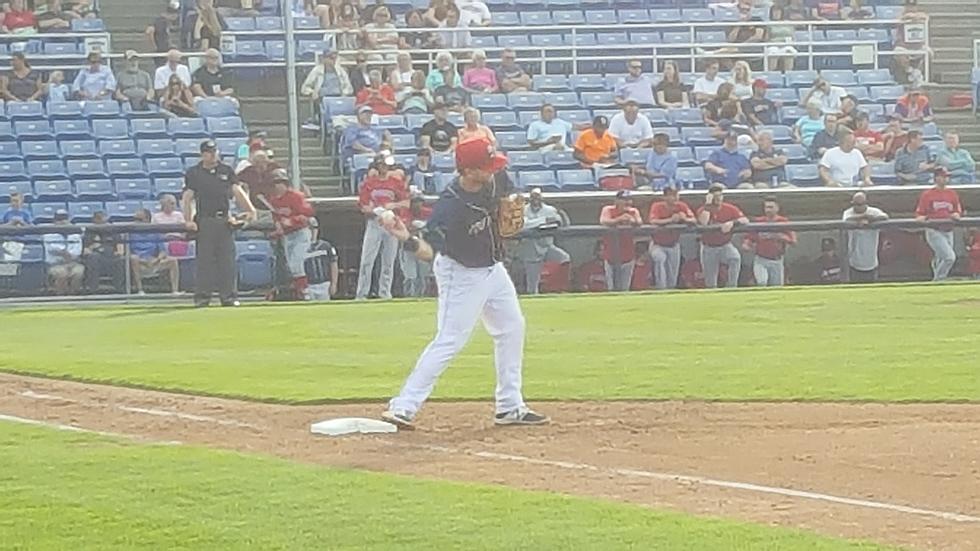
[0,137,244,161]
[0,117,246,141]
[0,98,239,121]
[0,177,183,203]
[0,158,198,181]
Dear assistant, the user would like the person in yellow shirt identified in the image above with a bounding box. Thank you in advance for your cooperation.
[573,115,618,167]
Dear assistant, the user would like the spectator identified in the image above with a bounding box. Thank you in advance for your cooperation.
[816,236,842,284]
[189,0,222,51]
[400,10,440,50]
[811,0,844,19]
[937,131,975,184]
[37,0,77,32]
[360,0,386,23]
[146,1,182,57]
[305,218,340,300]
[615,59,657,107]
[236,130,268,170]
[72,51,116,100]
[363,6,400,60]
[518,188,569,294]
[151,194,188,257]
[766,4,798,72]
[355,69,397,116]
[631,133,677,190]
[191,48,237,106]
[2,193,32,226]
[526,103,572,152]
[390,52,415,91]
[693,59,722,105]
[457,107,496,146]
[342,105,391,161]
[895,86,934,125]
[894,130,933,185]
[785,0,815,19]
[420,102,458,153]
[705,132,752,189]
[160,73,198,117]
[437,5,470,49]
[356,152,408,300]
[238,149,280,212]
[842,0,873,19]
[46,70,69,102]
[730,61,754,100]
[608,100,654,150]
[837,95,859,132]
[397,70,434,114]
[702,82,747,138]
[425,51,462,92]
[267,169,315,298]
[115,50,155,111]
[750,131,790,188]
[696,183,749,288]
[496,48,531,93]
[599,190,643,292]
[801,78,847,114]
[647,186,694,289]
[655,61,689,109]
[2,0,37,34]
[300,49,352,129]
[42,210,84,296]
[81,211,124,294]
[129,209,179,295]
[0,52,42,102]
[740,80,776,128]
[215,0,260,18]
[915,167,962,281]
[423,0,450,26]
[463,50,498,94]
[882,116,909,161]
[574,115,617,167]
[842,192,888,283]
[399,188,432,297]
[890,53,924,89]
[334,3,363,51]
[743,196,796,286]
[455,0,491,27]
[852,112,886,161]
[809,114,840,159]
[793,100,825,148]
[154,49,191,94]
[819,132,872,187]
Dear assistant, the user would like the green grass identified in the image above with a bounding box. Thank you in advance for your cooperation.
[0,421,897,550]
[1,285,978,403]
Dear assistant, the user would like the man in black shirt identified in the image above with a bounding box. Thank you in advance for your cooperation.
[182,140,257,307]
[304,218,339,300]
[81,211,125,294]
[191,48,239,107]
[741,79,777,127]
[419,102,458,153]
[378,137,548,430]
[145,1,180,62]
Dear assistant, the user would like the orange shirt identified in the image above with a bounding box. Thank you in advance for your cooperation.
[355,85,396,116]
[574,129,617,165]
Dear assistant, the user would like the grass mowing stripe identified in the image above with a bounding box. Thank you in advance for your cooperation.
[0,285,977,403]
[0,421,898,550]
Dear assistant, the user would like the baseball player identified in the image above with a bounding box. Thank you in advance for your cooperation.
[378,138,548,429]
[647,187,695,289]
[742,196,796,287]
[356,152,409,300]
[915,167,963,281]
[518,188,570,294]
[696,183,749,288]
[266,169,315,299]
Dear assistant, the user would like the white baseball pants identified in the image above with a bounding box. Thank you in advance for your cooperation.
[924,228,956,281]
[753,256,785,286]
[649,243,681,290]
[389,254,527,417]
[356,220,398,300]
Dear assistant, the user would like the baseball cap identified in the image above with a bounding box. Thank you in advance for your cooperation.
[752,78,767,89]
[455,138,508,172]
[592,115,609,129]
[271,168,289,182]
[124,50,139,60]
[615,189,632,200]
[530,187,542,196]
[199,139,217,153]
[933,166,950,176]
[357,105,374,115]
[708,183,726,193]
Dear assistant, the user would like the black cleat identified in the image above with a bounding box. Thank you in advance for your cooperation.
[381,409,415,430]
[494,407,550,426]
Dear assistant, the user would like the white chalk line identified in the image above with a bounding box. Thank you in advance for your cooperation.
[0,413,182,445]
[18,390,261,430]
[412,444,980,524]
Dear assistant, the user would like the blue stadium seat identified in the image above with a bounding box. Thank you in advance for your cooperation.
[67,159,107,179]
[22,141,60,160]
[497,131,530,151]
[543,150,578,170]
[53,119,92,140]
[650,8,681,23]
[105,200,142,221]
[619,148,650,165]
[863,103,885,122]
[856,69,893,86]
[237,241,274,289]
[821,70,857,86]
[93,119,130,140]
[114,178,153,200]
[671,147,696,166]
[681,8,713,22]
[298,39,329,60]
[47,101,84,119]
[174,138,202,158]
[545,92,581,109]
[786,164,821,187]
[132,118,169,139]
[7,101,44,120]
[28,160,68,180]
[75,176,115,200]
[255,15,283,31]
[168,117,208,138]
[152,177,185,197]
[694,146,715,163]
[0,180,31,201]
[581,92,616,109]
[767,88,798,103]
[498,35,530,48]
[106,158,145,178]
[69,201,104,222]
[471,94,509,112]
[619,8,650,23]
[757,72,785,88]
[207,117,247,137]
[138,139,177,158]
[585,10,616,24]
[552,10,585,25]
[71,18,105,32]
[42,42,79,56]
[508,92,547,110]
[779,106,807,125]
[870,85,904,103]
[322,97,355,120]
[146,157,184,177]
[875,5,904,19]
[122,102,162,118]
[223,17,255,31]
[405,114,433,132]
[508,150,545,170]
[0,160,27,181]
[483,111,521,131]
[520,11,552,25]
[868,162,897,185]
[294,15,320,29]
[375,114,405,130]
[824,29,857,42]
[675,166,707,189]
[559,109,591,126]
[82,100,121,118]
[857,28,890,44]
[696,30,726,44]
[533,75,570,92]
[0,141,20,161]
[786,71,819,88]
[390,134,416,152]
[31,202,66,223]
[596,32,630,47]
[33,179,74,202]
[670,108,705,127]
[643,108,668,125]
[569,75,605,91]
[492,12,520,26]
[762,125,794,144]
[712,5,740,21]
[846,86,871,103]
[197,98,240,118]
[234,41,268,62]
[922,122,940,140]
[60,140,98,159]
[794,30,825,42]
[266,41,285,61]
[216,138,244,159]
[99,140,137,159]
[557,169,595,191]
[470,36,497,49]
[14,120,53,139]
[783,144,808,164]
[518,170,556,190]
[570,33,597,46]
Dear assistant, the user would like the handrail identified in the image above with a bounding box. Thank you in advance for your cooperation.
[0,222,270,237]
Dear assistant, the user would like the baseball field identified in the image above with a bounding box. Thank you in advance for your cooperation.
[1,284,978,550]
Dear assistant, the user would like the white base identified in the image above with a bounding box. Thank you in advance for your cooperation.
[310,417,398,437]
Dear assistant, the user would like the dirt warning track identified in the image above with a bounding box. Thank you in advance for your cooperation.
[1,372,978,551]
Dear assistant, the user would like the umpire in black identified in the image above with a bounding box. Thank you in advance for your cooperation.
[181,139,256,307]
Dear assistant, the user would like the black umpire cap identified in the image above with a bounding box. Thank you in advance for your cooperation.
[200,139,218,153]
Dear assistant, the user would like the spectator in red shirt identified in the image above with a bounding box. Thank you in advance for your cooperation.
[696,183,749,288]
[743,195,797,286]
[915,167,962,281]
[647,187,695,289]
[356,152,409,299]
[599,189,643,291]
[400,188,433,297]
[267,169,315,299]
[355,69,397,116]
[882,116,909,161]
[852,112,885,161]
[2,0,37,34]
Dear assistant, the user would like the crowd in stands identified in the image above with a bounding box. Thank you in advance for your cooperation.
[1,0,96,35]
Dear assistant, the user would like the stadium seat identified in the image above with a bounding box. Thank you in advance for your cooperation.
[47,101,84,119]
[237,241,274,289]
[69,201,104,222]
[559,109,591,126]
[856,69,893,86]
[106,158,145,178]
[33,179,74,202]
[650,8,681,23]
[375,115,405,130]
[786,164,821,187]
[674,166,707,189]
[207,117,247,137]
[471,94,508,112]
[508,150,545,170]
[146,157,185,177]
[14,120,53,139]
[779,106,807,125]
[174,138,202,158]
[508,92,547,111]
[389,134,416,152]
[694,146,715,163]
[138,139,177,158]
[543,150,578,170]
[783,144,808,164]
[405,114,433,132]
[197,98,240,118]
[483,111,521,131]
[68,159,107,180]
[545,92,582,109]
[22,141,60,161]
[824,29,857,42]
[569,75,605,92]
[93,119,130,140]
[619,8,650,23]
[82,100,121,118]
[7,101,44,120]
[870,85,904,103]
[0,141,20,161]
[669,108,705,127]
[821,70,857,87]
[54,120,92,140]
[114,178,153,200]
[255,15,283,31]
[518,170,556,190]
[581,92,616,109]
[552,10,585,25]
[60,140,98,159]
[671,147,696,166]
[223,17,256,31]
[557,169,595,191]
[0,180,31,200]
[132,118,169,139]
[31,202,66,223]
[619,148,649,165]
[697,30,726,44]
[71,18,105,32]
[168,118,208,138]
[498,35,530,48]
[762,126,794,144]
[533,75,570,92]
[492,12,520,26]
[0,160,27,181]
[846,86,871,103]
[682,127,719,146]
[234,41,268,62]
[152,177,185,197]
[75,178,114,201]
[869,162,897,185]
[216,138,244,159]
[497,131,530,151]
[520,11,552,25]
[28,160,68,180]
[786,71,819,88]
[681,8,713,22]
[105,200,142,221]
[100,140,138,159]
[585,10,617,24]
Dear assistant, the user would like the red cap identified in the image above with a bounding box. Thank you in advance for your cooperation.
[455,138,508,172]
[752,78,768,89]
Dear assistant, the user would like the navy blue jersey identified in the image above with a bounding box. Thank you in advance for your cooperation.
[424,173,514,268]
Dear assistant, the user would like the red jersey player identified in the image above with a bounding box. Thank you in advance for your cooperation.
[915,167,962,281]
[696,183,749,288]
[647,186,695,289]
[743,195,796,286]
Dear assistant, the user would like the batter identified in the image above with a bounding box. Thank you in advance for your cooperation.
[379,138,548,430]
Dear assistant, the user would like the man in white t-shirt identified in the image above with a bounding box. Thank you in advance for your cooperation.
[819,133,872,187]
[692,60,722,105]
[801,78,847,115]
[841,192,889,283]
[154,48,191,94]
[455,0,491,26]
[608,101,654,149]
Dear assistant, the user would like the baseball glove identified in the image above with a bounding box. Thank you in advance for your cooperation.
[497,194,526,238]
